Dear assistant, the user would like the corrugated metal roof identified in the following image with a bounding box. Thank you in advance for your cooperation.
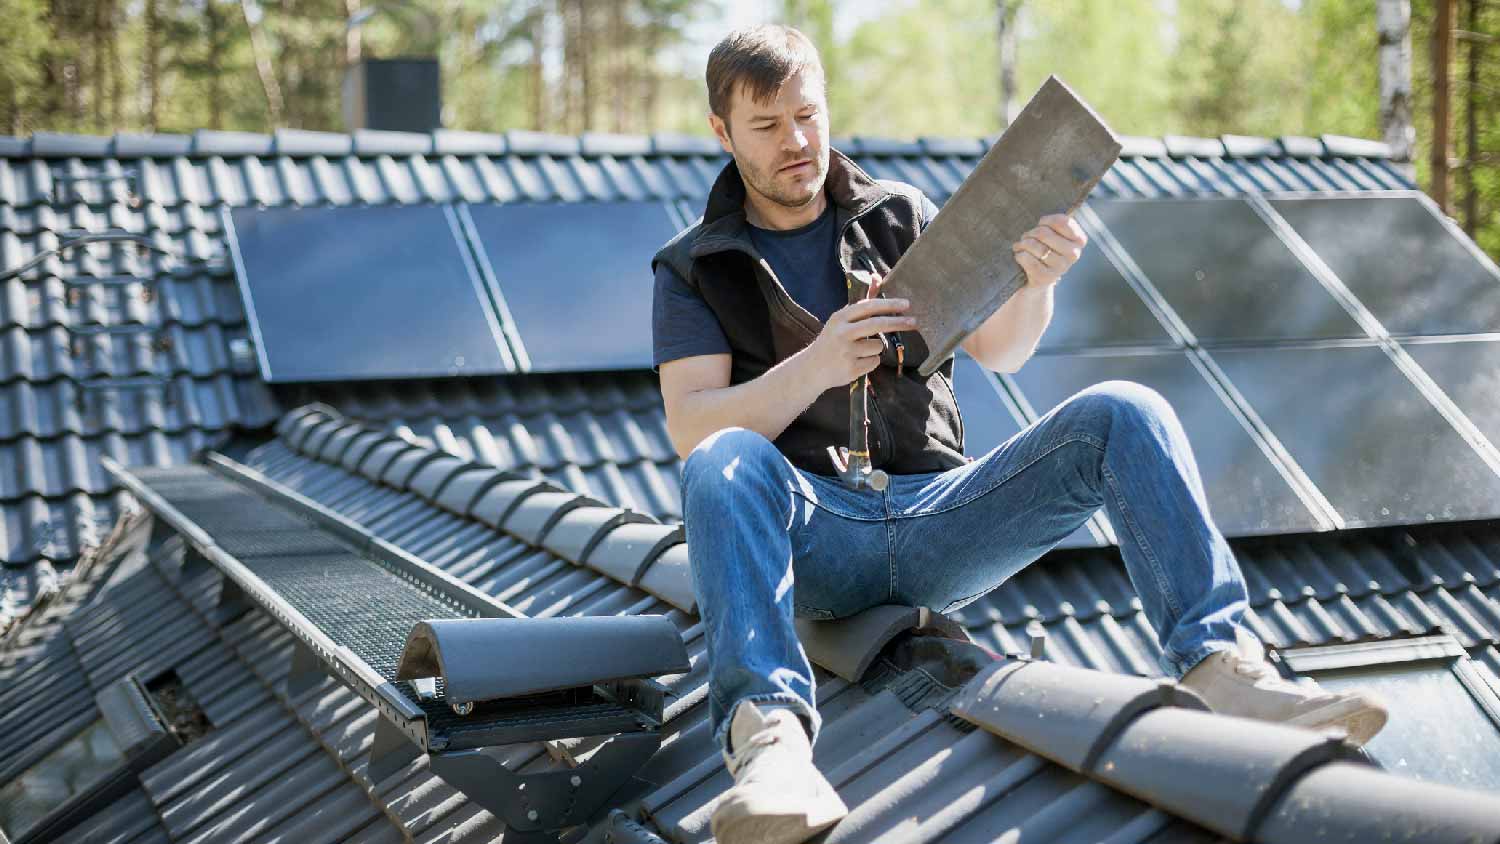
[2,126,1415,626]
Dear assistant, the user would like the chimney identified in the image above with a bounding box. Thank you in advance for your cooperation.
[342,58,442,132]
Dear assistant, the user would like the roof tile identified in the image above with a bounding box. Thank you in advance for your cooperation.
[635,541,696,613]
[500,490,597,545]
[584,522,683,585]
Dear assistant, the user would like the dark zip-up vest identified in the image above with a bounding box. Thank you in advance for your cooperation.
[651,147,968,477]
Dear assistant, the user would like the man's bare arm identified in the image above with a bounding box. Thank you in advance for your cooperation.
[961,284,1054,373]
[660,293,916,459]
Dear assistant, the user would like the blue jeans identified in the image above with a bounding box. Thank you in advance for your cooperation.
[680,379,1251,752]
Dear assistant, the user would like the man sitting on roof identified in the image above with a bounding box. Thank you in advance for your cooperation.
[650,24,1390,844]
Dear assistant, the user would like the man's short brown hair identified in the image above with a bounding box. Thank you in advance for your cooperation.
[706,24,825,130]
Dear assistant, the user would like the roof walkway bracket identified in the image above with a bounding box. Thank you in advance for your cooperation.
[794,604,974,683]
[394,615,691,843]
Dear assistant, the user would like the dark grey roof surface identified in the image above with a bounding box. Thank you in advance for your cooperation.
[6,400,1489,843]
[0,125,1414,613]
[5,125,1500,843]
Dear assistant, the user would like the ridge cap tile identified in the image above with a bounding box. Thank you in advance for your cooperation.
[405,454,468,500]
[191,129,275,157]
[287,413,337,453]
[949,658,1208,773]
[338,430,393,473]
[1258,761,1500,843]
[1119,135,1168,158]
[432,466,506,517]
[351,128,433,157]
[503,129,580,157]
[583,522,683,586]
[1221,133,1280,157]
[1319,133,1394,160]
[112,132,193,158]
[31,131,113,158]
[272,128,353,157]
[1162,134,1225,158]
[315,422,367,464]
[355,439,415,480]
[275,404,326,441]
[648,133,721,156]
[539,505,637,565]
[381,448,441,490]
[634,541,695,613]
[1091,706,1367,840]
[579,132,652,158]
[917,136,985,157]
[1277,135,1324,158]
[500,490,596,546]
[430,128,507,156]
[300,419,347,458]
[468,476,557,529]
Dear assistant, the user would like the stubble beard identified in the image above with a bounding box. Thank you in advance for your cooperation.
[739,146,828,211]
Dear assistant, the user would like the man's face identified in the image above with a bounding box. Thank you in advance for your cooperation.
[711,68,830,211]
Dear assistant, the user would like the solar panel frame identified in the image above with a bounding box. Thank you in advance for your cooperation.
[224,203,517,383]
[1267,193,1500,337]
[465,199,683,373]
[1211,343,1500,527]
[1089,196,1367,346]
[1036,215,1177,352]
[1007,349,1326,537]
[1402,338,1500,450]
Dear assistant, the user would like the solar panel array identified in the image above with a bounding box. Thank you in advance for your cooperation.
[224,187,1500,535]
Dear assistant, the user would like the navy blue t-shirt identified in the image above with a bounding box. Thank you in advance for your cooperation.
[652,191,941,371]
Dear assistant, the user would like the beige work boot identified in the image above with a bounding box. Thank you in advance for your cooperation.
[710,702,849,844]
[1180,627,1388,746]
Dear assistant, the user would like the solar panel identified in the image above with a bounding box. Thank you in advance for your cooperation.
[950,354,1105,548]
[1009,351,1322,536]
[466,200,682,372]
[1403,339,1500,447]
[1038,230,1174,350]
[1091,197,1365,344]
[225,204,514,383]
[1270,195,1500,336]
[1212,344,1500,527]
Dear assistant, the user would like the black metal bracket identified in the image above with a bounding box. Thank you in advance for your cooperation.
[428,730,662,844]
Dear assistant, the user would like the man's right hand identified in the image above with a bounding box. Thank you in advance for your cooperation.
[802,281,917,392]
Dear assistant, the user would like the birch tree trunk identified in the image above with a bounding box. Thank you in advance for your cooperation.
[996,0,1022,130]
[1376,0,1415,168]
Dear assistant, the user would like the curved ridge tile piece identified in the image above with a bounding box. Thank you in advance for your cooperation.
[790,605,975,683]
[501,491,599,546]
[357,440,416,481]
[274,404,325,441]
[339,431,391,472]
[1091,707,1368,841]
[406,455,468,500]
[948,659,1208,773]
[285,410,336,452]
[396,615,691,702]
[379,447,436,489]
[540,507,655,566]
[315,422,366,464]
[433,467,507,517]
[1258,761,1500,844]
[584,523,684,586]
[635,543,696,614]
[470,477,559,529]
[300,418,346,458]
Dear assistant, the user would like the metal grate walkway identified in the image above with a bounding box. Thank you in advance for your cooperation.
[125,463,642,749]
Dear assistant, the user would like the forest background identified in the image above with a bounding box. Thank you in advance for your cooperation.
[0,0,1493,259]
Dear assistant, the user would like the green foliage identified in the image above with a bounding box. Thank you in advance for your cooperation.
[0,0,52,135]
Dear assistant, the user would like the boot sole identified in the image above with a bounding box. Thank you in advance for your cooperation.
[1284,697,1389,746]
[711,791,848,844]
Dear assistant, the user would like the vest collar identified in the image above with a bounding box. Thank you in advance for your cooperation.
[690,146,892,259]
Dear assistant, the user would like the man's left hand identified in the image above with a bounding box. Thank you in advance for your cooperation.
[1012,213,1087,290]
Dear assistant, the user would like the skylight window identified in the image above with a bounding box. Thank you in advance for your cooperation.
[1276,633,1500,791]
